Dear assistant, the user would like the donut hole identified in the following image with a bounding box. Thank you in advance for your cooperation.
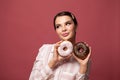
[63,47,68,51]
[78,47,84,53]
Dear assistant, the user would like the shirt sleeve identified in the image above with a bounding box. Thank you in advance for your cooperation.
[75,60,91,80]
[75,72,88,80]
[29,44,54,80]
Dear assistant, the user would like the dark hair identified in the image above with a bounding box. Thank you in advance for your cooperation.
[53,11,78,30]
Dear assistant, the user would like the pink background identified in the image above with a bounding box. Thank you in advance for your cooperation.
[0,0,120,80]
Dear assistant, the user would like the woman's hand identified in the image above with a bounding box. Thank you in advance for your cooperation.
[72,44,91,73]
[49,41,71,69]
[73,46,91,66]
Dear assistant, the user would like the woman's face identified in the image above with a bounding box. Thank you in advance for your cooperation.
[55,16,76,41]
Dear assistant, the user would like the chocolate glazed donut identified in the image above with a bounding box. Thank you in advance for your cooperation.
[74,42,90,60]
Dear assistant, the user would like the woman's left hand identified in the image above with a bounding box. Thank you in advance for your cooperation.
[72,46,91,66]
[72,46,91,74]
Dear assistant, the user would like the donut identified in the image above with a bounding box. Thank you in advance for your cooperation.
[74,42,89,60]
[58,41,73,57]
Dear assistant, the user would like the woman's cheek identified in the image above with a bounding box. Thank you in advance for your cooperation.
[69,25,74,30]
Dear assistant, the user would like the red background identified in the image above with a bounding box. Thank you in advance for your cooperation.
[0,0,120,80]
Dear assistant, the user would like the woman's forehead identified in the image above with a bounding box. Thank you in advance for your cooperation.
[55,16,72,24]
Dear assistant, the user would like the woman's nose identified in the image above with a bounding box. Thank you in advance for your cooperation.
[62,26,67,31]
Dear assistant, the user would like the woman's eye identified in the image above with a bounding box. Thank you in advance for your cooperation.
[66,22,71,26]
[56,25,60,28]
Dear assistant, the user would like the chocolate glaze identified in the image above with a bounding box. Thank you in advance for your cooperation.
[74,42,89,60]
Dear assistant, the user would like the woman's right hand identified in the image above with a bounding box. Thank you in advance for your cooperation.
[48,41,71,69]
[48,41,62,69]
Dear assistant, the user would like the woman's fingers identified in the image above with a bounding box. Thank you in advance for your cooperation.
[53,41,64,61]
[85,46,91,60]
[72,45,91,64]
[54,40,63,49]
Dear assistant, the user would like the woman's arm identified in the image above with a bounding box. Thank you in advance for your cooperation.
[74,47,91,80]
[75,60,91,80]
[29,60,53,80]
[29,45,54,80]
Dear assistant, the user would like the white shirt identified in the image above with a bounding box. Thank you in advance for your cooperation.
[29,44,90,80]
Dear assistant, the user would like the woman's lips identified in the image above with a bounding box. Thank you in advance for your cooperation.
[62,33,69,37]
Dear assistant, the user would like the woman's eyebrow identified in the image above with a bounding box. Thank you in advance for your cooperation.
[65,20,73,23]
[55,23,61,26]
[66,20,72,23]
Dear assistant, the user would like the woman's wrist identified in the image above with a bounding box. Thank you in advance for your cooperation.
[79,65,87,74]
[48,60,56,69]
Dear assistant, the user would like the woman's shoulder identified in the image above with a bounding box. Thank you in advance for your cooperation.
[38,43,54,51]
[36,44,54,60]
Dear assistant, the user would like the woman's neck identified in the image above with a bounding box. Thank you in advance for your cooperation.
[68,36,76,45]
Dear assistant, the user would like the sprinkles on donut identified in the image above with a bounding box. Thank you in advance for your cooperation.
[58,41,73,57]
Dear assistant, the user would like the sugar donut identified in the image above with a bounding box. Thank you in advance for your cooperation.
[74,42,89,60]
[58,41,73,57]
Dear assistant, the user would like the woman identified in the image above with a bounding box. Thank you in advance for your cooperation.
[29,11,91,80]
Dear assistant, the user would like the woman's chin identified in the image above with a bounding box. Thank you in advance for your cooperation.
[62,38,71,41]
[60,36,72,41]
